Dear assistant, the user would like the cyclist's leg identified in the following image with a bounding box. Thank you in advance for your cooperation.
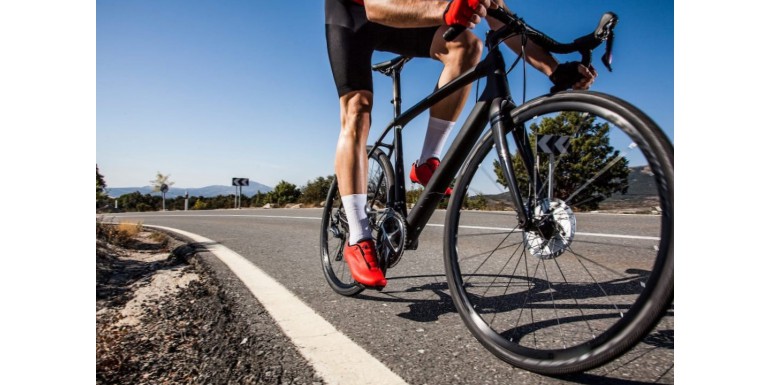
[325,16,388,287]
[427,27,482,144]
[376,25,482,189]
[420,29,483,188]
[427,27,482,122]
[335,90,374,244]
[326,16,379,241]
[419,28,482,189]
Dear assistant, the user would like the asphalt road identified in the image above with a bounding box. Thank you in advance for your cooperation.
[103,208,674,385]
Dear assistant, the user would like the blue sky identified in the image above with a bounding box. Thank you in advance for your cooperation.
[96,0,673,189]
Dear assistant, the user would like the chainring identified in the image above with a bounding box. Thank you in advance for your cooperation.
[375,208,406,270]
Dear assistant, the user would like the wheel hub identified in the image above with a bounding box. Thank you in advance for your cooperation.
[524,199,576,259]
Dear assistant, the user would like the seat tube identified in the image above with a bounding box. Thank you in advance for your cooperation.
[391,71,407,217]
[392,70,402,118]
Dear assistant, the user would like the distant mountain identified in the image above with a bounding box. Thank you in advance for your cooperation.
[107,182,273,199]
[600,165,661,211]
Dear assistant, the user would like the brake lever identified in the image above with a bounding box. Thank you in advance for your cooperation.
[597,12,618,72]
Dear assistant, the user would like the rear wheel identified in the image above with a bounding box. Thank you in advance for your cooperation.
[444,91,674,374]
[320,147,394,296]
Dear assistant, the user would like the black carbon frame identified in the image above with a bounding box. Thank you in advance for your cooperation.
[367,32,538,250]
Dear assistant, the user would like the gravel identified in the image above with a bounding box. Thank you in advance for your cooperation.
[96,229,325,385]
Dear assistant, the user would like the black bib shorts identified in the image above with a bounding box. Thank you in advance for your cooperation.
[325,0,440,97]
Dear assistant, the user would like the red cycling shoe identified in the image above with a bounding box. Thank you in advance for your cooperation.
[410,157,453,196]
[343,239,387,288]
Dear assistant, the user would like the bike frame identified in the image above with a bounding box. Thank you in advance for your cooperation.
[369,29,540,250]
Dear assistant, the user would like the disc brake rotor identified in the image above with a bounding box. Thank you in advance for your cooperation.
[524,199,576,259]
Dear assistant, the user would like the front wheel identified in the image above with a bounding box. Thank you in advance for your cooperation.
[444,91,673,375]
[320,147,394,296]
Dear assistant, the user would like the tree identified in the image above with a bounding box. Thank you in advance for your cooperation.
[96,165,108,209]
[406,187,423,205]
[150,172,174,211]
[117,191,160,212]
[463,194,488,210]
[192,199,208,210]
[301,176,334,206]
[494,111,629,211]
[273,180,301,206]
[251,191,266,207]
[406,186,449,209]
[150,171,174,192]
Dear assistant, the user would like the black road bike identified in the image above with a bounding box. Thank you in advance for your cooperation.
[320,8,673,375]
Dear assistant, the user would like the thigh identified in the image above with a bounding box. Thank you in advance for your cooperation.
[325,24,375,97]
[375,24,440,59]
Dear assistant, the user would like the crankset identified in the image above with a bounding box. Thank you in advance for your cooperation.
[375,208,406,271]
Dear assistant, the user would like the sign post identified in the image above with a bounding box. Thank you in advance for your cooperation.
[536,135,571,200]
[160,183,169,211]
[232,178,249,209]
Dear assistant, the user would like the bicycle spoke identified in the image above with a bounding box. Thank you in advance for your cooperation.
[549,253,598,341]
[565,245,630,318]
[480,239,526,320]
[564,141,637,206]
[511,256,541,343]
[462,229,518,286]
[538,258,567,349]
[444,94,672,374]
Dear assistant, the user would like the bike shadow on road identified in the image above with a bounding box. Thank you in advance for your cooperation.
[355,271,673,325]
[354,272,673,384]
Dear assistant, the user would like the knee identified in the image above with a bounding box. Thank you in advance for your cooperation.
[446,32,483,66]
[340,90,373,137]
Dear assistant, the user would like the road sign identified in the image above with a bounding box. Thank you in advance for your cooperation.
[160,183,169,193]
[537,134,570,155]
[232,178,249,186]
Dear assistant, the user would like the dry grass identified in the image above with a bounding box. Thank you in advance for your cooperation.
[97,218,144,247]
[148,230,168,244]
[117,222,142,237]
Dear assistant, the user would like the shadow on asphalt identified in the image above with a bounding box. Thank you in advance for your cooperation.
[354,273,674,384]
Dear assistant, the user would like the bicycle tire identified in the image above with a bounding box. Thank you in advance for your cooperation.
[444,91,673,375]
[320,146,395,296]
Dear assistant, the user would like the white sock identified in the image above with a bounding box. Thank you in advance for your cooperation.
[341,194,371,245]
[419,116,455,164]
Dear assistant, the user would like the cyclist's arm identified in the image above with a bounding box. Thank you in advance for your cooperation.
[488,0,596,90]
[363,0,448,28]
[486,0,557,76]
[364,0,491,29]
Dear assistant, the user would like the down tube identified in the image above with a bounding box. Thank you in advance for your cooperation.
[406,100,491,248]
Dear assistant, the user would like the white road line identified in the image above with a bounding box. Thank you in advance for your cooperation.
[147,225,409,385]
[425,224,659,241]
[113,214,322,220]
[113,212,657,241]
[573,231,660,241]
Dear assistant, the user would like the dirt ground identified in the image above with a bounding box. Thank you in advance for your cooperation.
[96,229,325,385]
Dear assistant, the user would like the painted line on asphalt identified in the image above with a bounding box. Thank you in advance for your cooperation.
[425,224,660,241]
[113,213,322,220]
[147,225,409,385]
[573,231,660,241]
[114,212,658,241]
